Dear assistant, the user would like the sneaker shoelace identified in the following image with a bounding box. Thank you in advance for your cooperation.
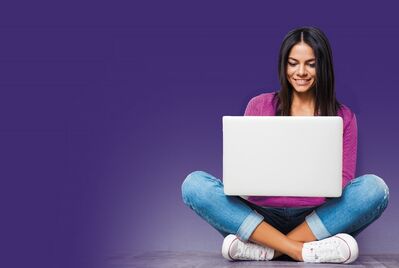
[236,241,267,260]
[310,239,345,262]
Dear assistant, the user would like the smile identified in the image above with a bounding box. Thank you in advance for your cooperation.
[294,78,312,85]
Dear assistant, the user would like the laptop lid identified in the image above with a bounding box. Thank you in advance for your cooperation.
[222,116,343,197]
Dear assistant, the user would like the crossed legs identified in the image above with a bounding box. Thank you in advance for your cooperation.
[182,171,389,262]
[249,220,316,261]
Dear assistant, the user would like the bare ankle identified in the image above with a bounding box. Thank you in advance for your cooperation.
[288,241,304,261]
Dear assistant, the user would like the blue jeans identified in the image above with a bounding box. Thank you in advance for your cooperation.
[181,171,389,242]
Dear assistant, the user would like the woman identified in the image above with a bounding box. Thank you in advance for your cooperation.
[181,26,389,264]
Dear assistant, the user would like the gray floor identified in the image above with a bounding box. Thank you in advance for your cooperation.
[106,251,399,267]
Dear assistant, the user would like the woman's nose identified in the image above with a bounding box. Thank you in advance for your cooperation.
[298,64,307,76]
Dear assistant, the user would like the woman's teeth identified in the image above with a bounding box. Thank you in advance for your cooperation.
[295,79,310,85]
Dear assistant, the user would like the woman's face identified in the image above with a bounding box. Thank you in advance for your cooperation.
[286,42,316,94]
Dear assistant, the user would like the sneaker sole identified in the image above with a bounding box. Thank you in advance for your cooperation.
[222,234,239,261]
[335,233,359,264]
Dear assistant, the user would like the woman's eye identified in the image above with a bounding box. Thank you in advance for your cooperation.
[288,62,315,67]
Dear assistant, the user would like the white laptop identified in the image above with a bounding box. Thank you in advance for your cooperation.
[223,116,343,197]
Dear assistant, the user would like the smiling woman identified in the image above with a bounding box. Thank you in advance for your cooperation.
[287,44,316,91]
[277,28,340,117]
[181,26,389,265]
[287,43,317,116]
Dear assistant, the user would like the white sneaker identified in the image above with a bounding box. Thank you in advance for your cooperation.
[222,234,274,261]
[302,233,359,264]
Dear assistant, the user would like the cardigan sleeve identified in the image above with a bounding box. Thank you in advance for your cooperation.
[244,93,276,116]
[342,113,358,188]
[244,96,261,116]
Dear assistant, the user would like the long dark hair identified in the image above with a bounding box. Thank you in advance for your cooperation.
[275,26,341,116]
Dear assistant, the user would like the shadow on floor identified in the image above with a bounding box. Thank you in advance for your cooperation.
[106,251,399,267]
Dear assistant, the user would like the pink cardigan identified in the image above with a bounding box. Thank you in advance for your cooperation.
[244,92,358,207]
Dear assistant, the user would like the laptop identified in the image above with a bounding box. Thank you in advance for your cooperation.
[222,116,343,197]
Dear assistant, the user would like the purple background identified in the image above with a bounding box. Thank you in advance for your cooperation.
[1,1,398,267]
